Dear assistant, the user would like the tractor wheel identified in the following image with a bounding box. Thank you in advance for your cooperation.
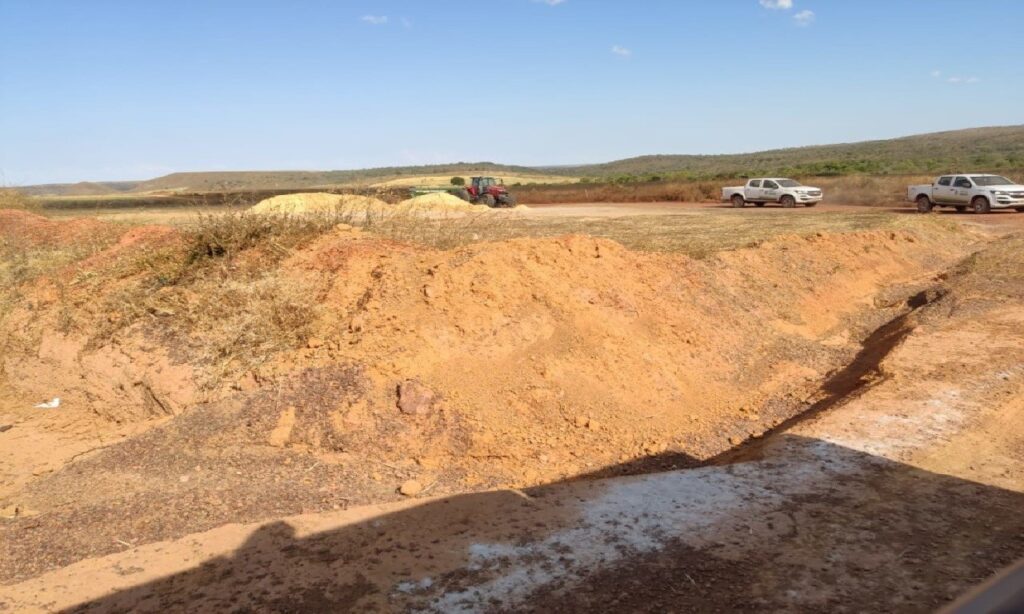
[916,195,933,213]
[972,196,991,214]
[781,195,796,208]
[730,195,745,208]
[498,195,517,207]
[955,206,967,213]
[478,194,497,207]
[452,188,471,202]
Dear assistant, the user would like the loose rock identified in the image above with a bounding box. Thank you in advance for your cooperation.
[397,380,438,416]
[399,480,424,497]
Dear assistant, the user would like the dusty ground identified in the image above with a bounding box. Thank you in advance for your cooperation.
[1,203,1022,612]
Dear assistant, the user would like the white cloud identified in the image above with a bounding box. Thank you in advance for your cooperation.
[793,10,815,26]
[967,76,981,83]
[930,70,942,78]
[946,76,981,84]
[360,15,388,25]
[759,0,793,9]
[533,0,567,5]
[611,45,632,57]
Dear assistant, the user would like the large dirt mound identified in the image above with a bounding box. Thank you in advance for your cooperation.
[0,211,980,580]
[2,216,971,479]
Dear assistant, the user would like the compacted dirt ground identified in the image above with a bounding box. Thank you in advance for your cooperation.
[1,203,1022,612]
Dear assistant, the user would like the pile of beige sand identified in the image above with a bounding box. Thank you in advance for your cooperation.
[398,192,529,212]
[397,192,480,212]
[250,193,387,215]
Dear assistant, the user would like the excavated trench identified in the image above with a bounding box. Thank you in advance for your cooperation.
[709,287,945,468]
[560,282,950,481]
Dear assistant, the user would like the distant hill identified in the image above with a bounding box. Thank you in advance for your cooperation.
[20,125,1024,195]
[553,125,1024,179]
[19,181,140,197]
[130,163,555,193]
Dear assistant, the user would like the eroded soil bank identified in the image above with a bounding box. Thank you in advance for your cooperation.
[2,232,1022,613]
[0,209,988,587]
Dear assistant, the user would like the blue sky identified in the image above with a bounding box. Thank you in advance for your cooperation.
[1,0,1023,184]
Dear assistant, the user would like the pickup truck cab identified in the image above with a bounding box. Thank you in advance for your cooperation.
[721,178,823,208]
[908,174,1024,214]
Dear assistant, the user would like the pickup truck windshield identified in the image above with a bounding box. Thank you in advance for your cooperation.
[972,176,1014,186]
[777,180,802,188]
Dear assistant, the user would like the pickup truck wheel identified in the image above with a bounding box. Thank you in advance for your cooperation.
[1015,207,1024,213]
[972,196,991,214]
[754,203,765,207]
[781,195,796,208]
[915,195,933,213]
[730,195,745,208]
[955,206,967,213]
[804,202,818,208]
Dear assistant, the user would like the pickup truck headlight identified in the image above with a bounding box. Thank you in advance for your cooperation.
[990,190,1008,195]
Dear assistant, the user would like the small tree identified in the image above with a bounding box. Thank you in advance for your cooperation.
[450,176,465,186]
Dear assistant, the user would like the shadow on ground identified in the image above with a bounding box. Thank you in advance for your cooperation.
[56,435,1024,613]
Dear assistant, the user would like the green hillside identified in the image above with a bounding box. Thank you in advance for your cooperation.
[19,125,1024,196]
[553,125,1024,180]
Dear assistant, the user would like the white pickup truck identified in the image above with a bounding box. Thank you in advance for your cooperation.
[721,178,823,208]
[908,174,1024,213]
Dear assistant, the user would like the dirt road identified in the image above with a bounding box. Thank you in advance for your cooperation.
[526,200,1024,229]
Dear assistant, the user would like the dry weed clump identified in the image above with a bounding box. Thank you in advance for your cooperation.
[513,175,942,206]
[0,188,38,211]
[72,207,520,385]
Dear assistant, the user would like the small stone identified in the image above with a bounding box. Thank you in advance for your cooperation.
[573,415,589,428]
[397,380,438,416]
[399,480,424,497]
[179,475,190,483]
[729,436,744,446]
[423,285,436,299]
[349,314,366,333]
[307,337,324,349]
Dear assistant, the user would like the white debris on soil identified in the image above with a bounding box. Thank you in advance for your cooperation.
[424,378,985,612]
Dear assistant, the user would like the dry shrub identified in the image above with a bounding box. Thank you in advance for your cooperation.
[76,206,519,385]
[811,175,933,206]
[514,180,721,204]
[0,188,38,211]
[512,175,942,206]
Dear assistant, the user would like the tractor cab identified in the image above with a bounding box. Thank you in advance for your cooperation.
[471,176,505,195]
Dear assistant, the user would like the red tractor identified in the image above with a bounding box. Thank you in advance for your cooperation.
[451,177,517,207]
